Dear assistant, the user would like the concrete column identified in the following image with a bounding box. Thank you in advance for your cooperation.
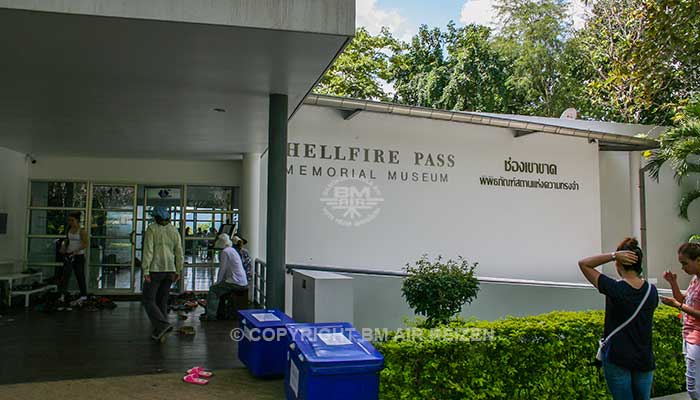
[629,151,642,240]
[629,150,651,279]
[266,94,288,310]
[241,153,261,262]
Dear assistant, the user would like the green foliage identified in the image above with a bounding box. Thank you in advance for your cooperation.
[316,27,399,101]
[316,0,699,125]
[439,23,512,112]
[579,0,700,125]
[494,0,580,117]
[680,191,700,220]
[401,255,480,328]
[389,25,450,108]
[646,120,700,182]
[374,307,684,399]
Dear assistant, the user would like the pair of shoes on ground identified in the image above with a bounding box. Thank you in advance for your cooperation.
[183,366,214,385]
[151,325,174,342]
[69,296,87,307]
[56,304,73,312]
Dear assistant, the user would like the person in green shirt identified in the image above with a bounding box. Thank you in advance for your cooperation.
[142,207,184,341]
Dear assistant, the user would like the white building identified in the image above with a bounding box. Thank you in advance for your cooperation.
[0,1,694,331]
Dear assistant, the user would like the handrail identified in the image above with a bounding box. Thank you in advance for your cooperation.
[253,258,267,308]
[285,263,653,290]
[261,261,671,295]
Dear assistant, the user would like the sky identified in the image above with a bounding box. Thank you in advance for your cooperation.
[356,0,590,41]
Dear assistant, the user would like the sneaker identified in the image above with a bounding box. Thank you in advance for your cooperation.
[57,306,65,311]
[70,296,88,307]
[153,325,174,341]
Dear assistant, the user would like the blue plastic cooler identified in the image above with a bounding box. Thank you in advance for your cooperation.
[238,309,295,377]
[284,322,384,400]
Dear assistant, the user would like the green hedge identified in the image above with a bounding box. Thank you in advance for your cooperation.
[374,307,684,399]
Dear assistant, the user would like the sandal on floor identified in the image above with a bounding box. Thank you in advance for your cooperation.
[187,366,213,378]
[183,373,208,385]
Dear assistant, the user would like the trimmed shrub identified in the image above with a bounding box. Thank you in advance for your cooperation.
[375,307,684,399]
[402,255,480,327]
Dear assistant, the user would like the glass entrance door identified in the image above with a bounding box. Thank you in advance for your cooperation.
[89,184,137,292]
[135,186,183,292]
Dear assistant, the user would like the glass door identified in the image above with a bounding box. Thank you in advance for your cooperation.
[135,186,183,292]
[89,184,137,293]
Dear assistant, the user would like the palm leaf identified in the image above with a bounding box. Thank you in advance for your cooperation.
[680,190,700,220]
[646,120,700,182]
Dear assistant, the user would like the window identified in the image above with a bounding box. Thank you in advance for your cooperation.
[26,182,239,294]
[182,186,239,292]
[26,181,88,290]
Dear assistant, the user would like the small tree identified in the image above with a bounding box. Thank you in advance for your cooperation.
[401,255,480,328]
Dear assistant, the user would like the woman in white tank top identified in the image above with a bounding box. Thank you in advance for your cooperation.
[58,211,89,309]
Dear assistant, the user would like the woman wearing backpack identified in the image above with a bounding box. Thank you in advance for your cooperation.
[661,242,700,400]
[578,237,658,400]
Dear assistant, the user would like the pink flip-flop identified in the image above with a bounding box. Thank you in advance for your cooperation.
[183,373,208,385]
[187,366,213,378]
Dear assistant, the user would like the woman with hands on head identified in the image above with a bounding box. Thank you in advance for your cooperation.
[578,237,658,400]
[661,242,700,400]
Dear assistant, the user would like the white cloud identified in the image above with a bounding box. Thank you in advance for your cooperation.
[356,0,414,41]
[568,0,591,30]
[459,0,591,30]
[459,0,498,27]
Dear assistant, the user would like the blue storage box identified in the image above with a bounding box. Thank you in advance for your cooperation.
[238,309,295,377]
[284,322,384,400]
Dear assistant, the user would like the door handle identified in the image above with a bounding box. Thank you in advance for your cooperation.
[130,231,136,246]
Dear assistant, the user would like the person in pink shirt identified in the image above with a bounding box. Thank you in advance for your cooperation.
[662,242,700,400]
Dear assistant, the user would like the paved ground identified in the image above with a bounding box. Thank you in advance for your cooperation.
[654,394,687,400]
[0,301,243,384]
[0,368,284,400]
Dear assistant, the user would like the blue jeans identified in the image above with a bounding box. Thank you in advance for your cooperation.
[603,361,654,400]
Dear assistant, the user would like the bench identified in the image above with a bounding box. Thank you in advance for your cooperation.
[12,285,58,308]
[0,272,46,308]
[217,288,250,320]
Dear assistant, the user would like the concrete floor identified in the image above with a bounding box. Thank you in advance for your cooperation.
[0,368,284,400]
[654,394,687,400]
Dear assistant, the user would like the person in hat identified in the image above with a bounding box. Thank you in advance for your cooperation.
[233,235,252,282]
[142,207,184,341]
[200,233,248,321]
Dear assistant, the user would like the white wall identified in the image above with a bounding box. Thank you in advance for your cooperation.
[285,106,602,283]
[29,156,242,186]
[599,152,633,277]
[0,146,29,273]
[645,163,700,288]
[599,151,700,289]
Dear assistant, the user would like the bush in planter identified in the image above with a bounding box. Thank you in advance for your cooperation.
[374,307,684,399]
[401,255,480,328]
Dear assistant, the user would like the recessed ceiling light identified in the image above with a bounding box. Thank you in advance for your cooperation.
[214,108,226,112]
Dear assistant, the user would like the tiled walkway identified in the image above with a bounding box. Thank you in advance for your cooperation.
[0,301,243,384]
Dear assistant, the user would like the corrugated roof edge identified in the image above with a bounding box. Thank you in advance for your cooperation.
[303,94,662,150]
